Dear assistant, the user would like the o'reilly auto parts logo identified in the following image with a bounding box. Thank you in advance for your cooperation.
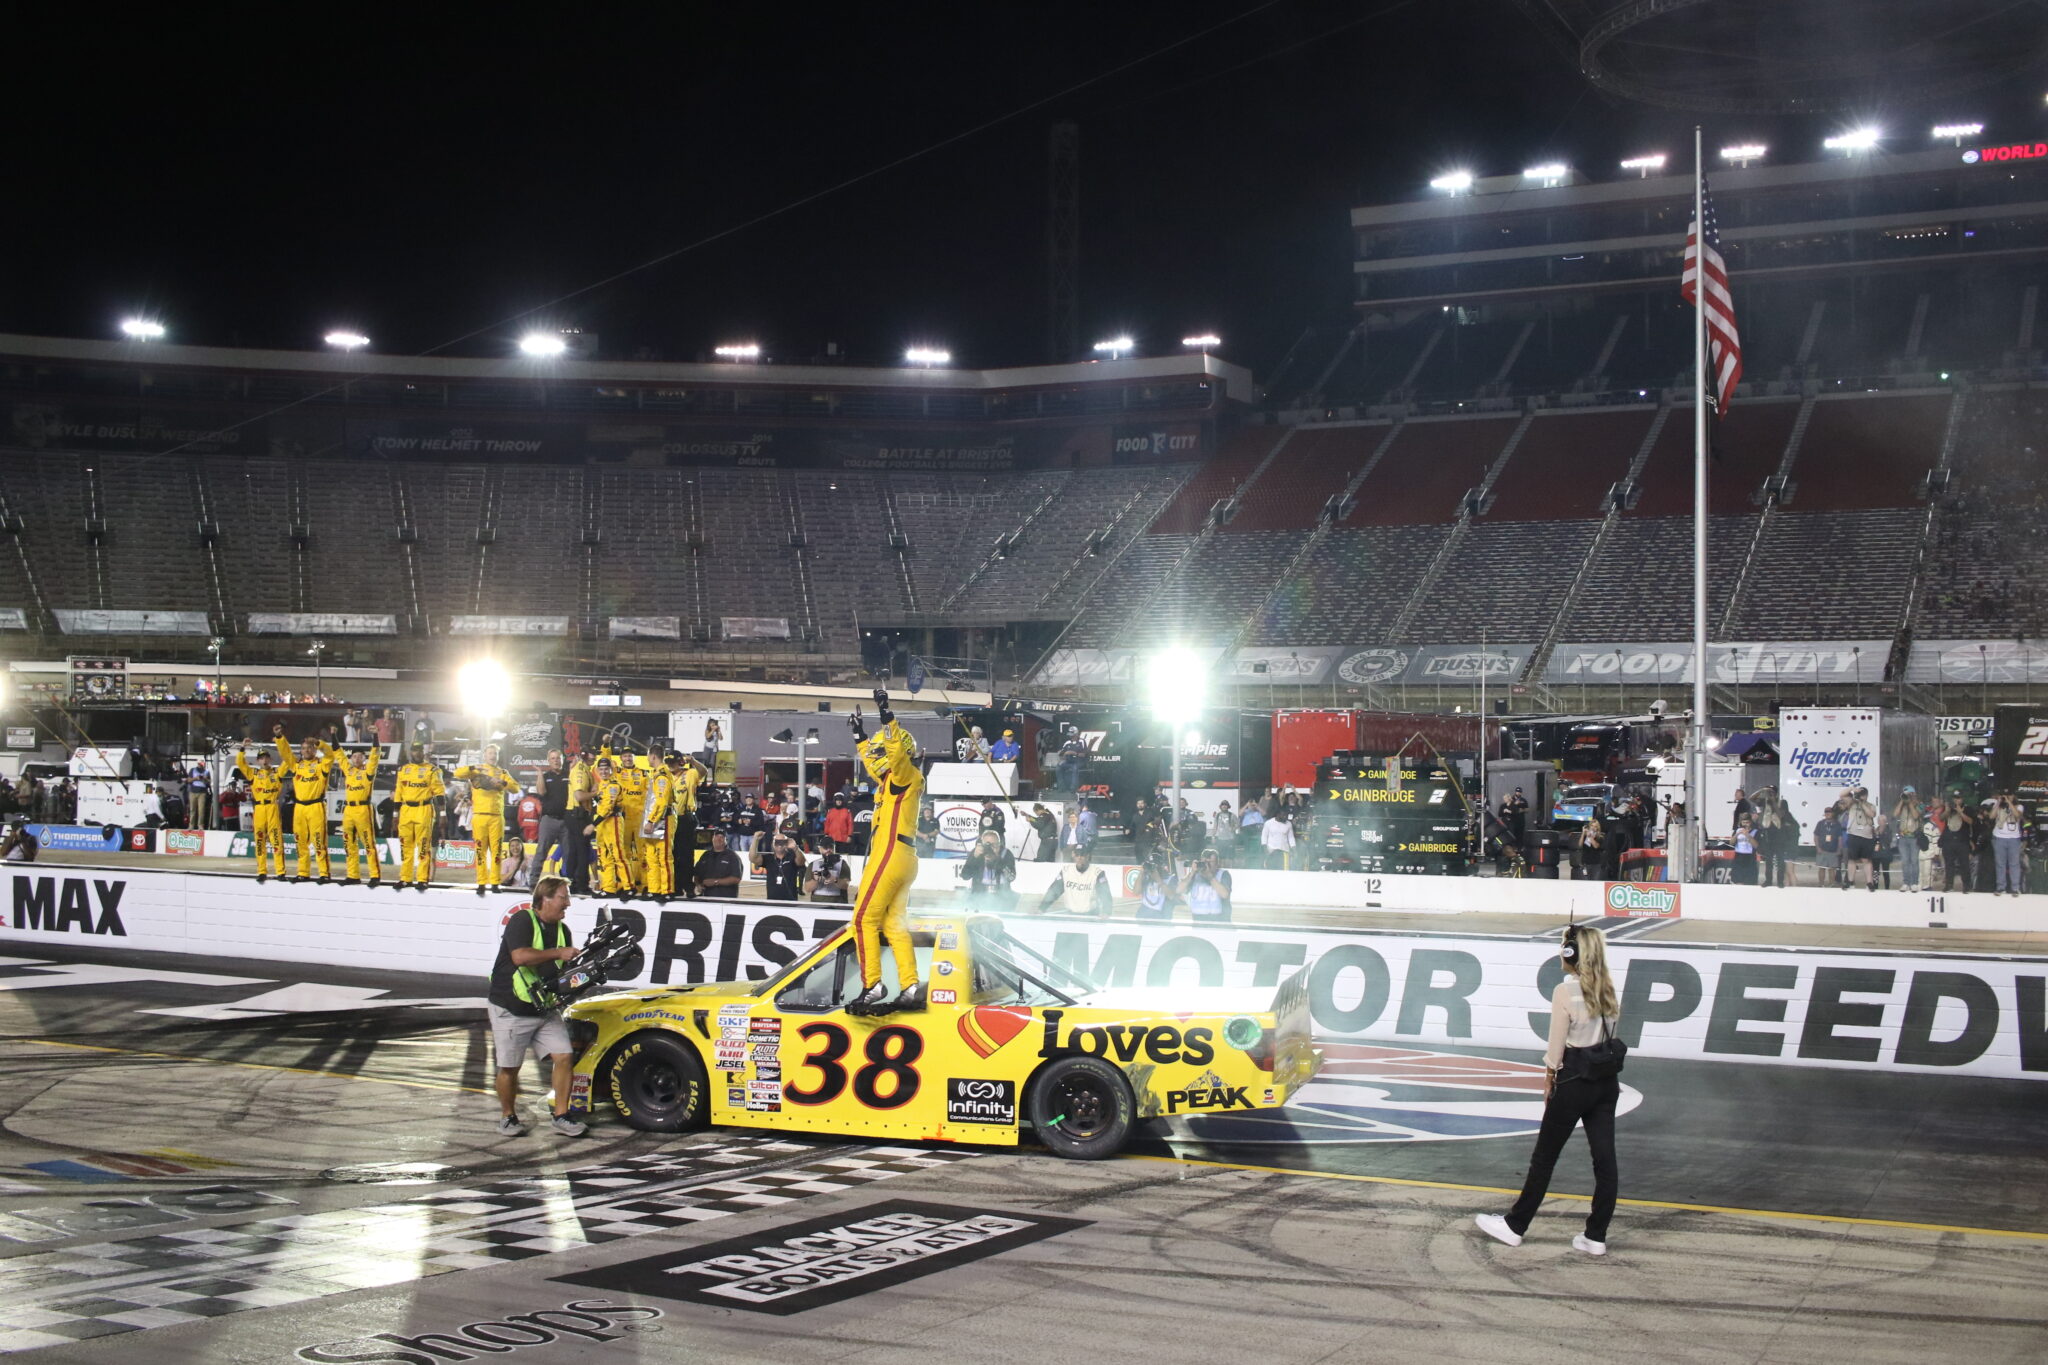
[555,1201,1086,1316]
[1338,648,1409,684]
[1606,882,1680,918]
[945,1078,1016,1125]
[297,1299,662,1361]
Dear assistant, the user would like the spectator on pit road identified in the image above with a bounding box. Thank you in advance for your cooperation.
[1755,795,1796,888]
[1074,801,1098,853]
[977,799,1006,839]
[1503,787,1529,845]
[695,830,745,898]
[1238,799,1266,862]
[1057,729,1086,793]
[186,762,212,830]
[1813,804,1843,888]
[1026,803,1059,862]
[1210,800,1235,853]
[1572,820,1604,880]
[1730,812,1759,884]
[823,796,854,854]
[1937,796,1975,893]
[755,833,804,901]
[1841,788,1879,893]
[1892,787,1926,893]
[528,751,569,889]
[1260,807,1297,869]
[1989,791,2026,895]
[1731,787,1752,829]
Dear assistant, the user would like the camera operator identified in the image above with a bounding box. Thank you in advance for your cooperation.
[486,876,586,1139]
[1186,847,1233,923]
[0,817,39,863]
[755,832,804,901]
[957,828,1017,911]
[806,843,853,903]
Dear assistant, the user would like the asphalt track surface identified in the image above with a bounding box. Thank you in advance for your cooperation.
[2,941,2044,1362]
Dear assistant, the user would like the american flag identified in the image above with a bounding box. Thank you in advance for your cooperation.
[1681,178,1742,412]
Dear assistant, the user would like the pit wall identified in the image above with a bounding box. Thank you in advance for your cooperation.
[3,867,2039,1082]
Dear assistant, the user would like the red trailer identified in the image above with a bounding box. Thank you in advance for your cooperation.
[1270,709,1499,791]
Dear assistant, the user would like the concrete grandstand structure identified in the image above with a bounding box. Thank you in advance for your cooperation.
[1,143,2044,706]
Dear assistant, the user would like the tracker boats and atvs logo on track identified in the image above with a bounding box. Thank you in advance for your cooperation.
[1164,1042,1643,1145]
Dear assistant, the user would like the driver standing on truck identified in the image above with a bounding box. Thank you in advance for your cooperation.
[488,875,586,1139]
[848,688,925,1016]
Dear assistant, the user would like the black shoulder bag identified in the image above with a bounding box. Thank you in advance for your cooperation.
[1563,1015,1627,1081]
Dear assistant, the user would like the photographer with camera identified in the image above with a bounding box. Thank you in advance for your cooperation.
[755,830,805,900]
[957,828,1017,911]
[487,876,586,1139]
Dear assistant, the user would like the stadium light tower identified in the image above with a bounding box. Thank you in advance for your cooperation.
[1824,127,1881,153]
[1719,143,1768,167]
[307,639,326,701]
[713,342,762,362]
[1092,336,1135,360]
[1428,170,1473,193]
[1145,647,1207,823]
[1620,153,1667,177]
[456,658,513,719]
[1931,122,1983,145]
[324,330,370,351]
[1181,334,1221,354]
[518,332,568,358]
[119,318,166,341]
[904,346,951,367]
[1521,163,1568,186]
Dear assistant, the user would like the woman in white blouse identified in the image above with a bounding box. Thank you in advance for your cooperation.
[1476,923,1623,1255]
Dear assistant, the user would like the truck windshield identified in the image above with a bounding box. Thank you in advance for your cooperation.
[966,919,1101,1006]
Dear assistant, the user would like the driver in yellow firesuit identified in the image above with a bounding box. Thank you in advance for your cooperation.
[339,745,381,885]
[276,727,340,883]
[848,688,924,1016]
[454,744,517,895]
[235,743,285,883]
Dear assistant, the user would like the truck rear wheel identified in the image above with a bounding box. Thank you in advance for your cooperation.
[1028,1056,1134,1160]
[607,1033,708,1132]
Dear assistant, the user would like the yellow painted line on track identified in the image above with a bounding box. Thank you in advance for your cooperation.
[21,1037,488,1095]
[1125,1152,2048,1243]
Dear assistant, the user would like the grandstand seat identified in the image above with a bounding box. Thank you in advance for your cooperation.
[1146,427,1279,534]
[1484,408,1653,520]
[1227,424,1390,532]
[1726,509,1924,638]
[1405,520,1600,643]
[1342,416,1518,525]
[1119,529,1312,647]
[1558,515,1756,639]
[1791,393,1951,510]
[1247,524,1451,647]
[1629,397,1799,517]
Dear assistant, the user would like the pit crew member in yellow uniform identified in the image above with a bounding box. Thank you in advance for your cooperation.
[275,728,339,883]
[614,749,649,892]
[234,743,286,883]
[586,757,632,895]
[848,688,924,1016]
[339,744,382,885]
[392,744,445,892]
[454,744,518,895]
[640,754,677,901]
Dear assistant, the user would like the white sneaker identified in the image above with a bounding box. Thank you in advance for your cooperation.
[494,1113,527,1137]
[1475,1214,1522,1248]
[1573,1234,1607,1256]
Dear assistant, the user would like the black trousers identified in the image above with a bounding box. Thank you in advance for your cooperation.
[1760,847,1788,887]
[563,815,593,894]
[1507,1074,1620,1242]
[671,813,698,896]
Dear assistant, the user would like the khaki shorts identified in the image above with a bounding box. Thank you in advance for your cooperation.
[489,1003,571,1069]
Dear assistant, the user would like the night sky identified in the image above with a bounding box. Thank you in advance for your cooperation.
[10,2,2045,375]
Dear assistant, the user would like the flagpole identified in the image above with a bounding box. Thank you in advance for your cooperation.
[1690,124,1709,883]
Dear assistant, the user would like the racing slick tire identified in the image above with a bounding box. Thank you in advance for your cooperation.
[606,1032,709,1132]
[1027,1055,1134,1160]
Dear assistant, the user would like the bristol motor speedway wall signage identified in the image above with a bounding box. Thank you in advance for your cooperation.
[1330,645,1535,687]
[1905,640,2048,685]
[1545,641,1888,686]
[1226,647,1342,685]
[11,868,2043,1081]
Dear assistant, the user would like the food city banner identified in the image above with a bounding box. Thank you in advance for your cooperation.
[447,615,568,637]
[5,867,2043,1080]
[53,609,211,636]
[609,616,681,640]
[1905,640,2048,685]
[245,612,397,635]
[1109,423,1207,464]
[1544,641,1889,686]
[1032,646,1226,689]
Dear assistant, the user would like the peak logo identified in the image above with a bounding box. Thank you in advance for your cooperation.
[1605,882,1680,918]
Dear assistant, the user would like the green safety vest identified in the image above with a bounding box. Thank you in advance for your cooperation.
[502,909,567,1007]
